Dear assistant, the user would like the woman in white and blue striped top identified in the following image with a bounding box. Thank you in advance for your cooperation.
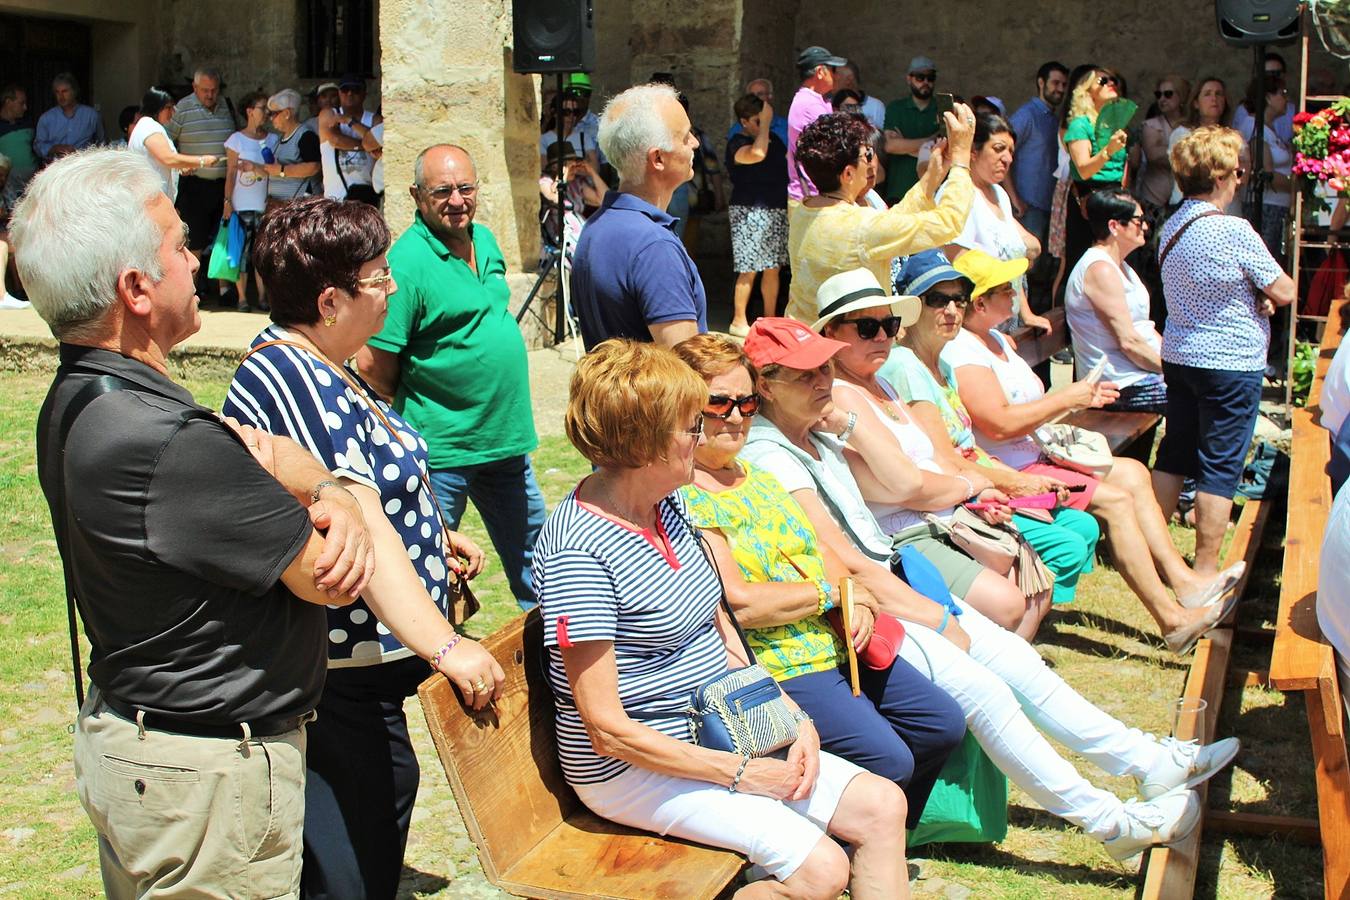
[537,339,910,896]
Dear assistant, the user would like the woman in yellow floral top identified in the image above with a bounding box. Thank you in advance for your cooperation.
[783,106,976,323]
[675,334,965,828]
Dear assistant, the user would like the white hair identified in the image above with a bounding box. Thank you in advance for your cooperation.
[268,88,302,112]
[9,149,166,340]
[598,83,680,187]
[193,67,222,86]
[746,77,774,94]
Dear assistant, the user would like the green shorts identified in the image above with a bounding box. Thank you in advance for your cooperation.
[891,522,985,600]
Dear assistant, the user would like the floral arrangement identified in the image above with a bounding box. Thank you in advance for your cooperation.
[1293,98,1350,194]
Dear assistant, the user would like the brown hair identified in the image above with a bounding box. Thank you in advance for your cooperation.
[1170,125,1243,197]
[795,112,874,192]
[565,339,706,469]
[253,196,391,326]
[672,333,758,383]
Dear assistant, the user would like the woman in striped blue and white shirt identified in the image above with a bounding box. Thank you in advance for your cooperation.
[538,339,910,898]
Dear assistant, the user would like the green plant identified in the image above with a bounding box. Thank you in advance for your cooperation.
[1292,341,1319,406]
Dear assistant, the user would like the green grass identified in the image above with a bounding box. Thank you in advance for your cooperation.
[0,350,1323,897]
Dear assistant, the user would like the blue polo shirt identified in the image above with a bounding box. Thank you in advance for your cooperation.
[1009,96,1060,213]
[569,190,708,350]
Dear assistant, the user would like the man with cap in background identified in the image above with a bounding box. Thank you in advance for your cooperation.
[788,45,848,201]
[883,56,941,204]
[318,74,381,204]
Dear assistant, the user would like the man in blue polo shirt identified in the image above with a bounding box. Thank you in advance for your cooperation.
[1008,61,1069,243]
[569,82,708,350]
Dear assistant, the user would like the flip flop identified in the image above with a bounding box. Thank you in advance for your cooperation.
[1176,561,1246,610]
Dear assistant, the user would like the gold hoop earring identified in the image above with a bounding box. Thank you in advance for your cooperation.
[323,314,337,327]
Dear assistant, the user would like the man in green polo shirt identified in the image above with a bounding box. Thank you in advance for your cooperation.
[357,143,544,609]
[883,55,941,204]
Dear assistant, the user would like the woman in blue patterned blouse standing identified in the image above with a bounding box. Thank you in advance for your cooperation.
[1153,127,1294,575]
[224,196,505,899]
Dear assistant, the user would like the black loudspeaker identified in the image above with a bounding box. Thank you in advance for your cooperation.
[1216,0,1301,46]
[512,0,595,74]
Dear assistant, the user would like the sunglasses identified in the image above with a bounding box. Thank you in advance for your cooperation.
[1154,89,1175,99]
[1097,75,1119,87]
[1116,214,1147,228]
[1233,167,1247,181]
[839,102,861,112]
[704,393,762,418]
[922,291,971,309]
[911,72,937,83]
[561,107,581,115]
[674,413,705,437]
[841,315,904,340]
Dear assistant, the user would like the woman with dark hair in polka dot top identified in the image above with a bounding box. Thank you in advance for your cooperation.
[223,196,505,896]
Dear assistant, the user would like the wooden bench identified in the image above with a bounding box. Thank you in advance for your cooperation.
[417,612,745,899]
[1266,296,1350,899]
[1008,306,1161,457]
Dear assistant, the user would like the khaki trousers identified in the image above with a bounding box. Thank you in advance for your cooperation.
[74,687,307,899]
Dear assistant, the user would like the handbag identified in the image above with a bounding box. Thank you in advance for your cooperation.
[924,509,1054,600]
[206,222,240,282]
[1032,422,1114,478]
[778,547,906,671]
[908,732,1009,846]
[241,339,480,624]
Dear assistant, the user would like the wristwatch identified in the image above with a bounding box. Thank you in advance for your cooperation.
[836,411,859,443]
[279,165,286,178]
[792,709,813,725]
[310,479,341,504]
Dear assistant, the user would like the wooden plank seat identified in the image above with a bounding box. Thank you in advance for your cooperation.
[1007,306,1162,457]
[417,612,745,899]
[1267,296,1350,899]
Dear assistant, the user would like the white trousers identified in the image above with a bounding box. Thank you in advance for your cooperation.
[897,599,1164,840]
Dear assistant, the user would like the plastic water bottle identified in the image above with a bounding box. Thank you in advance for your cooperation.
[261,146,275,164]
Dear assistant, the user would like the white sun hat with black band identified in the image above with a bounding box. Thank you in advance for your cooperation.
[810,268,921,332]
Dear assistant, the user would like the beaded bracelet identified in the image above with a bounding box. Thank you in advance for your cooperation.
[430,634,462,670]
[729,754,751,793]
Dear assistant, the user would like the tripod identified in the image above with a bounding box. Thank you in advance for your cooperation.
[516,73,580,356]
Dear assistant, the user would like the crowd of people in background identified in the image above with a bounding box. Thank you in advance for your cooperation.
[9,37,1314,900]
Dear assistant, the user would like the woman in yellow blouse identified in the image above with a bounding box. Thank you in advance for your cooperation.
[783,106,976,323]
[674,333,965,828]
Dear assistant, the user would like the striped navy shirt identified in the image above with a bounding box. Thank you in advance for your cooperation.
[535,490,728,785]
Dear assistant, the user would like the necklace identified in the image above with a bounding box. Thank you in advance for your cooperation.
[586,476,656,530]
[823,191,851,203]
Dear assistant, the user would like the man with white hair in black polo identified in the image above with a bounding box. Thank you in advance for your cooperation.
[569,82,708,350]
[14,148,374,897]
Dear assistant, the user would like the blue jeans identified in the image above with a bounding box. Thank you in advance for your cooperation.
[428,455,546,609]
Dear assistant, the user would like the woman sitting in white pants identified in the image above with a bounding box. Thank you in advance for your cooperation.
[738,317,1240,861]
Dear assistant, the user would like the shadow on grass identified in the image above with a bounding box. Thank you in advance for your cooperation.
[397,865,450,898]
[921,824,1136,891]
[1042,610,1190,669]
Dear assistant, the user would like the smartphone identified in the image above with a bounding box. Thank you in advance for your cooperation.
[934,93,955,138]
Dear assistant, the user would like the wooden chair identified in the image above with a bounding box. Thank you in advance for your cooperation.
[1266,298,1350,899]
[417,612,746,899]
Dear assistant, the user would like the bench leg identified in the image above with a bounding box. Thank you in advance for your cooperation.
[1307,687,1350,899]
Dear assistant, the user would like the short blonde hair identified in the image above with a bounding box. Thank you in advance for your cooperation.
[1170,125,1243,197]
[565,339,706,469]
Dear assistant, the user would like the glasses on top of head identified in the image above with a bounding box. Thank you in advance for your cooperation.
[704,393,761,419]
[674,413,705,437]
[423,181,479,201]
[356,268,395,291]
[911,72,937,83]
[1154,89,1175,99]
[841,315,904,340]
[922,290,971,309]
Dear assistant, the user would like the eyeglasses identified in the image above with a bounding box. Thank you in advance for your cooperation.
[674,414,705,437]
[841,315,904,340]
[839,102,862,112]
[1154,89,1175,99]
[267,108,285,117]
[911,72,937,83]
[422,182,479,201]
[1097,75,1119,87]
[704,393,761,418]
[356,268,395,291]
[922,291,971,309]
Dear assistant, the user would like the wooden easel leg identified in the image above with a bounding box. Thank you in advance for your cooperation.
[1307,688,1350,899]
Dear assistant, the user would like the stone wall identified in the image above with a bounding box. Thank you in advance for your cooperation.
[155,0,306,97]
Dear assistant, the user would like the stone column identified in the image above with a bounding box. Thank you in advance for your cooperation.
[379,0,547,341]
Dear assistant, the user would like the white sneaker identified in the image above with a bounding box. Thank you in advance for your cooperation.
[1104,791,1202,861]
[0,292,30,310]
[1137,735,1241,800]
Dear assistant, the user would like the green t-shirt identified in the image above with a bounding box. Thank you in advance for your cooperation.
[1065,115,1126,184]
[883,96,939,202]
[369,214,537,468]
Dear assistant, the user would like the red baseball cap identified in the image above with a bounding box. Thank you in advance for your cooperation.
[743,317,848,370]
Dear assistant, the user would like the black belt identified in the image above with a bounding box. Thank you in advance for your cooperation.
[101,695,312,739]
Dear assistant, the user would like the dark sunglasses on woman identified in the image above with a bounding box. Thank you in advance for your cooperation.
[841,315,904,340]
[1154,89,1175,99]
[1097,75,1119,87]
[704,393,762,418]
[922,291,971,309]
